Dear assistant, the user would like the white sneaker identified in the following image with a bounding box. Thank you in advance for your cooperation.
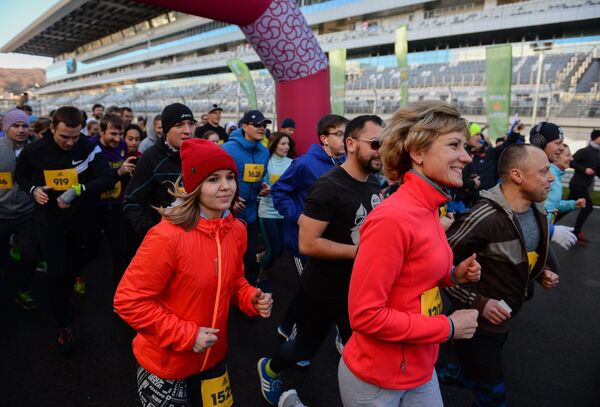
[278,389,307,407]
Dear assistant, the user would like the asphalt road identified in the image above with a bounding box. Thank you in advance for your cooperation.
[1,210,599,406]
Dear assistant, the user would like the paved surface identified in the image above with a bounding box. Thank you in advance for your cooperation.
[1,210,599,406]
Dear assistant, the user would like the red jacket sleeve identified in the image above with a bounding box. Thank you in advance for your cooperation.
[348,212,450,344]
[114,225,199,351]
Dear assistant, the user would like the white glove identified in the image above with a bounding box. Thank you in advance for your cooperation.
[551,225,577,250]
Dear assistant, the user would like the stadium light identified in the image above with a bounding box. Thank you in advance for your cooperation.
[530,41,553,125]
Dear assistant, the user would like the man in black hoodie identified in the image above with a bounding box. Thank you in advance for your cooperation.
[15,106,114,352]
[568,129,600,243]
[123,103,194,239]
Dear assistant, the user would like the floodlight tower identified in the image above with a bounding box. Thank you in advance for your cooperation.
[530,41,553,125]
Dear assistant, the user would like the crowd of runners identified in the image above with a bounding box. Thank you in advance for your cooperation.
[1,97,598,406]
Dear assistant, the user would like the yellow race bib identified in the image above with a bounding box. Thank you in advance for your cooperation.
[201,370,233,407]
[0,172,13,189]
[243,164,264,183]
[100,181,122,200]
[527,251,539,273]
[421,287,443,317]
[269,174,281,185]
[43,168,78,191]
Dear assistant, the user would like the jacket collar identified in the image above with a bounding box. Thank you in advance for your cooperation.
[195,212,235,238]
[229,128,261,151]
[402,170,451,210]
[479,184,547,220]
[307,143,344,164]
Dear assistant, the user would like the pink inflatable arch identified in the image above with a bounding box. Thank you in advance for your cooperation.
[134,0,331,154]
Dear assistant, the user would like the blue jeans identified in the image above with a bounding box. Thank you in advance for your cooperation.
[258,217,285,270]
[338,358,443,407]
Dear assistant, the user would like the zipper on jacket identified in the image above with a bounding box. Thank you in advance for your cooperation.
[201,222,224,371]
[400,345,406,374]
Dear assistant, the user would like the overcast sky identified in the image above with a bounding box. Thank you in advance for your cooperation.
[0,0,60,69]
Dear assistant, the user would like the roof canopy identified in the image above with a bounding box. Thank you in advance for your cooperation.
[1,0,167,57]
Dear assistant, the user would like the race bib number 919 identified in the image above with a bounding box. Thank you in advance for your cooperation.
[243,164,264,183]
[43,168,78,191]
[201,370,233,407]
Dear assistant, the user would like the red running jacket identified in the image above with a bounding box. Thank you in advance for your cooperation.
[114,214,258,379]
[343,171,455,390]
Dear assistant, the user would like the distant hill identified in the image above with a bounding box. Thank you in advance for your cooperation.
[0,68,45,94]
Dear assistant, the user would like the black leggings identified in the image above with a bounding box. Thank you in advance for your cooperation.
[0,213,39,292]
[270,285,352,373]
[568,185,593,235]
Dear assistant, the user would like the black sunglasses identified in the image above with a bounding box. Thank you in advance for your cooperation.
[248,122,269,128]
[352,137,382,150]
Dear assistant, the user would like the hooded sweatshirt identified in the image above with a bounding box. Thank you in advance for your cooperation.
[222,128,269,224]
[0,136,33,219]
[544,163,576,222]
[138,122,159,154]
[271,144,343,257]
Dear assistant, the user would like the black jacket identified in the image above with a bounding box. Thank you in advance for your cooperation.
[569,144,600,189]
[123,141,181,238]
[15,134,114,231]
[445,185,549,334]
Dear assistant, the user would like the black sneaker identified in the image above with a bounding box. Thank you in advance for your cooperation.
[57,327,74,353]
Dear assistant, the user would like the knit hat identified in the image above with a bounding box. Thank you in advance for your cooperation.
[180,139,238,193]
[2,109,29,132]
[468,123,481,137]
[591,129,600,141]
[529,122,563,144]
[161,103,195,136]
[281,117,296,129]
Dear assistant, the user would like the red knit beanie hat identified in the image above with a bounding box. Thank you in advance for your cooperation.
[180,139,238,193]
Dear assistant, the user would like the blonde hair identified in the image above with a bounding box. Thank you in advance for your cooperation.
[156,174,204,231]
[380,100,467,182]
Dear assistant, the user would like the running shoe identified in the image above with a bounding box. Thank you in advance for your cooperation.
[57,327,74,353]
[73,276,87,295]
[276,325,310,367]
[258,357,282,405]
[576,232,589,245]
[278,389,307,407]
[36,261,47,273]
[9,246,21,261]
[15,291,38,310]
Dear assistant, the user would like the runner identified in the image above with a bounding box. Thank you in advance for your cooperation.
[115,138,272,407]
[338,101,480,406]
[258,115,386,405]
[123,103,192,239]
[223,110,271,287]
[0,109,40,310]
[89,114,136,295]
[441,144,558,406]
[567,129,600,244]
[124,124,142,158]
[195,104,228,142]
[270,114,348,341]
[15,106,114,352]
[138,114,162,154]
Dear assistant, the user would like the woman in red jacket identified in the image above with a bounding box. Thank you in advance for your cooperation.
[338,101,480,406]
[114,138,272,407]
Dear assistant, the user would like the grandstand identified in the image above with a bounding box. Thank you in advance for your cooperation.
[2,0,600,148]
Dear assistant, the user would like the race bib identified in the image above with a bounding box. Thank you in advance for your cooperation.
[527,251,539,273]
[201,370,233,407]
[0,172,13,189]
[100,181,122,200]
[269,174,281,185]
[243,164,264,183]
[43,168,78,191]
[421,286,443,317]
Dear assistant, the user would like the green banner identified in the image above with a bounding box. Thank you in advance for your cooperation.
[395,25,409,107]
[485,44,512,139]
[227,58,258,110]
[329,49,346,115]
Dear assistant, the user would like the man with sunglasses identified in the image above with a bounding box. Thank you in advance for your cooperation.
[223,110,271,287]
[258,115,384,405]
[123,103,194,240]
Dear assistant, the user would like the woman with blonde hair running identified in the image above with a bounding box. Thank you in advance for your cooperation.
[338,101,481,406]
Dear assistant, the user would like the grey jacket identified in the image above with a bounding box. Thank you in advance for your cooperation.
[0,137,34,219]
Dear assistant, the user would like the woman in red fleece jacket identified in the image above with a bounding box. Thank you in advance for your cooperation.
[114,138,272,407]
[339,101,481,406]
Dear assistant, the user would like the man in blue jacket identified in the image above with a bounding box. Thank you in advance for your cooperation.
[270,114,348,342]
[223,110,271,286]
